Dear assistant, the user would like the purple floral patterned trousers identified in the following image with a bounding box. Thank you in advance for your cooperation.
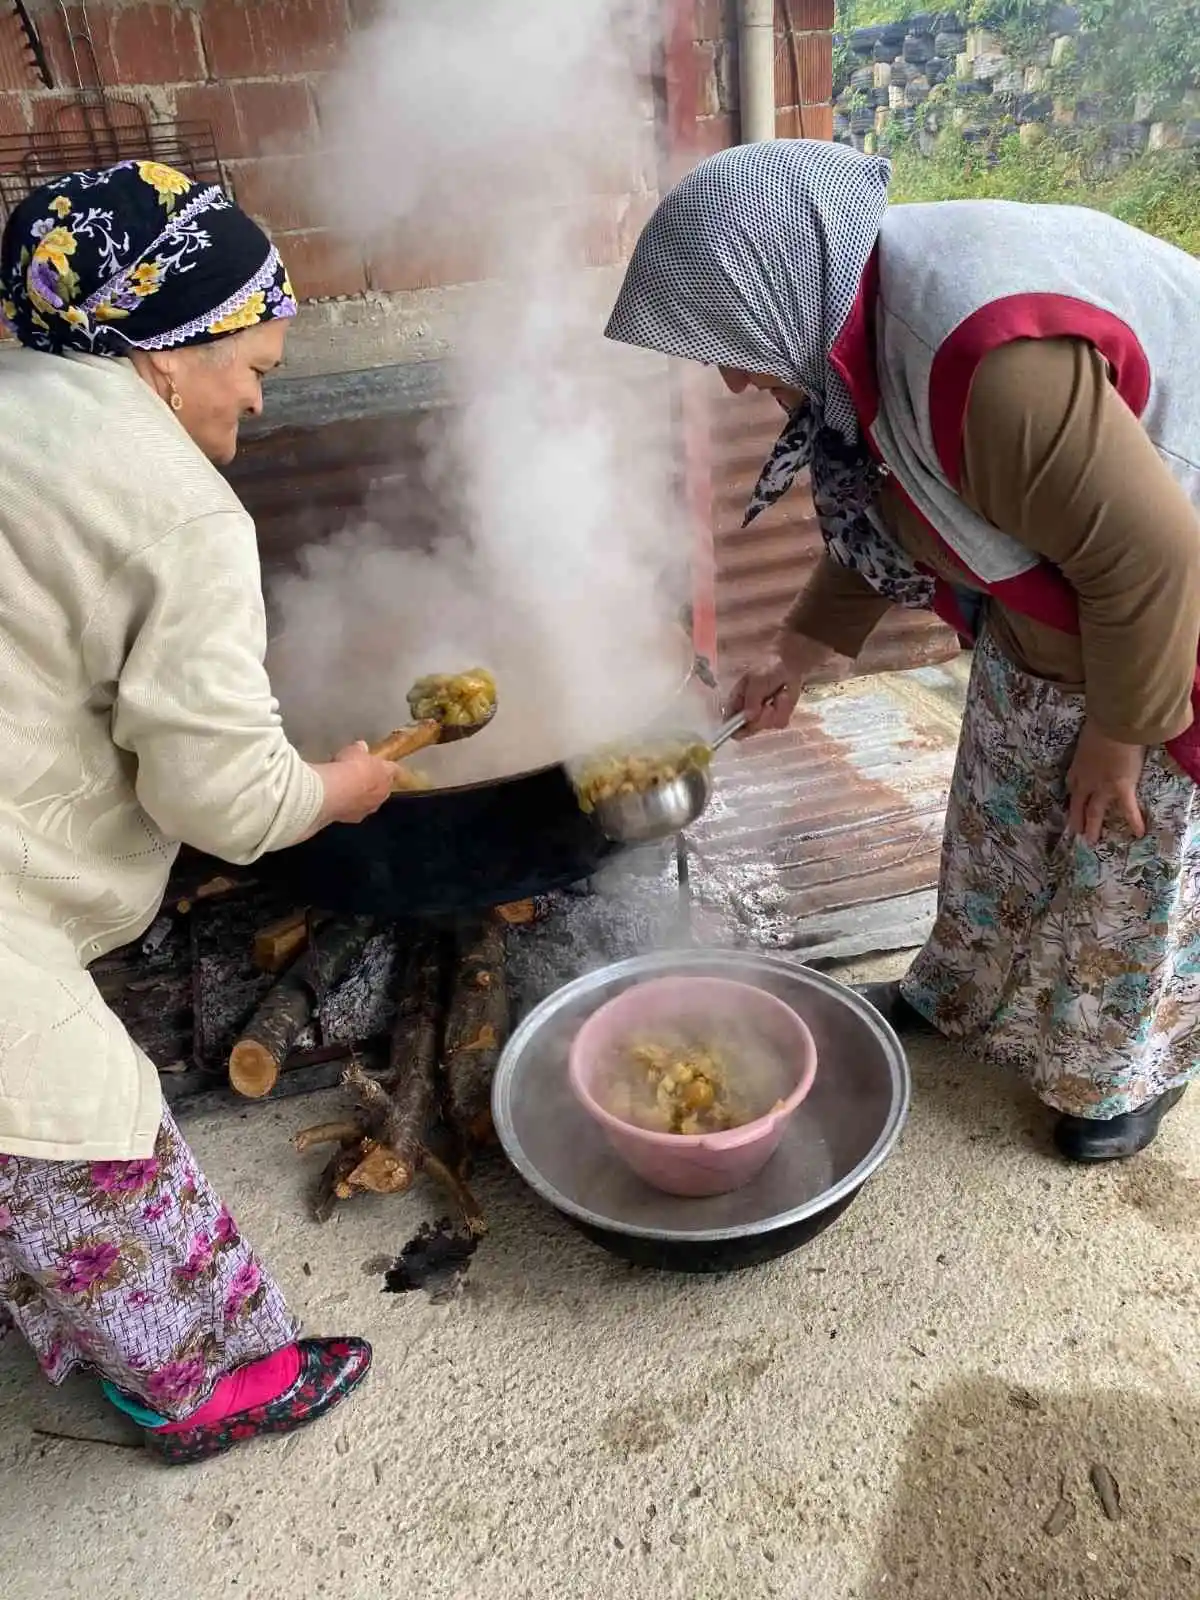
[0,1106,296,1420]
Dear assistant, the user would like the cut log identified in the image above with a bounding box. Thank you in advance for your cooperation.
[294,929,492,1236]
[293,1118,363,1155]
[337,1137,410,1197]
[493,899,542,926]
[384,932,445,1153]
[175,873,249,914]
[228,916,375,1098]
[313,1144,362,1224]
[443,917,509,1168]
[253,911,312,974]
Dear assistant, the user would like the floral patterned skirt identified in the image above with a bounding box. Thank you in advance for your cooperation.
[903,629,1200,1120]
[0,1106,296,1420]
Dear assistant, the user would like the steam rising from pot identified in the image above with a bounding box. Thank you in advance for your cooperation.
[266,0,698,789]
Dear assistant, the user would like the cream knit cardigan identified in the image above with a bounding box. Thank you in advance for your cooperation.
[0,347,322,1161]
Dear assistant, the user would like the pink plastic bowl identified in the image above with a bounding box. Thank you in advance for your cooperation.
[568,975,818,1198]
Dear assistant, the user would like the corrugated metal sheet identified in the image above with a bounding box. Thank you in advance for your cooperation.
[229,359,676,579]
[686,665,964,962]
[708,385,957,679]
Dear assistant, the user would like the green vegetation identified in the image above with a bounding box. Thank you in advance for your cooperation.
[886,133,1200,254]
[834,1,1200,253]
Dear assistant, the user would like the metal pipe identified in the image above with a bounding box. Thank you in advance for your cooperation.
[738,0,777,144]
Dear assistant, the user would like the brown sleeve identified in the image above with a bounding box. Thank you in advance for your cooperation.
[960,338,1200,745]
[781,551,895,659]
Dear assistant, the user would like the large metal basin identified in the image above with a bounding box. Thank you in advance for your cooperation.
[493,949,909,1273]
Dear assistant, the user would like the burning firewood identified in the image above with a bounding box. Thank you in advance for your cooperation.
[253,910,315,974]
[443,917,508,1173]
[295,933,487,1235]
[493,898,547,927]
[175,873,248,914]
[228,916,376,1098]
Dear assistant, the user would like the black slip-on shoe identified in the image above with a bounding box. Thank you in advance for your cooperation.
[1053,1086,1187,1164]
[854,981,937,1035]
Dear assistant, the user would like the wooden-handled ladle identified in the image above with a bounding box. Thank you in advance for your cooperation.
[368,671,497,790]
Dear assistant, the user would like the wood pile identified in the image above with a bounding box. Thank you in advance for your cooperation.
[225,909,524,1233]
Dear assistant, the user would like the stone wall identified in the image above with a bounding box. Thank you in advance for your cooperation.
[832,7,1200,162]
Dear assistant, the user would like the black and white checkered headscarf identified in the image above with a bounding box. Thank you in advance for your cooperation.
[605,140,936,612]
[605,139,890,443]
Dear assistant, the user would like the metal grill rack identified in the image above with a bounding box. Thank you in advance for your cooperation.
[0,120,228,220]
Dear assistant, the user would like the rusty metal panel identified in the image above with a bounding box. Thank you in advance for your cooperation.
[707,385,957,679]
[0,8,37,93]
[686,666,963,961]
[226,363,459,576]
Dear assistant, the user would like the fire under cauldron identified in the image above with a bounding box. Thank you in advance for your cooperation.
[229,360,706,919]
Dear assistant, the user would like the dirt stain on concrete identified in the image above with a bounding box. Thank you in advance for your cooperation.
[1113,1155,1200,1236]
[864,1378,1200,1599]
[598,1343,775,1459]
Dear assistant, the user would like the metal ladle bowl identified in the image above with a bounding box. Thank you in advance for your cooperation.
[586,712,747,845]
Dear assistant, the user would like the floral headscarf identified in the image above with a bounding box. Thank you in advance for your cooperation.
[0,160,297,357]
[606,141,935,611]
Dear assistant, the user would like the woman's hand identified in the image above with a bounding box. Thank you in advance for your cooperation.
[311,741,400,829]
[727,632,836,737]
[1066,719,1147,845]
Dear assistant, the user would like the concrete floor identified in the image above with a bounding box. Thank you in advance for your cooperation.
[1,958,1197,1600]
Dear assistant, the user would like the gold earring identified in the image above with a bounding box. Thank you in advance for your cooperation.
[167,378,183,412]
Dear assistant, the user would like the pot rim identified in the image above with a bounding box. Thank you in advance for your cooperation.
[384,646,709,803]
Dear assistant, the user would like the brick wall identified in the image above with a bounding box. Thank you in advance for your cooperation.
[0,1,835,348]
[0,0,657,308]
[1,2,368,299]
[693,0,834,159]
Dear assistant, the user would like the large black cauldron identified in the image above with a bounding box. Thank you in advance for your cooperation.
[265,762,620,918]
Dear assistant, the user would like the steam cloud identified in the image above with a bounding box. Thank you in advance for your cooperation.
[267,0,701,789]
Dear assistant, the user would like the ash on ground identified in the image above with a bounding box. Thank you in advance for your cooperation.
[295,928,400,1053]
[505,844,738,1016]
[383,1219,481,1302]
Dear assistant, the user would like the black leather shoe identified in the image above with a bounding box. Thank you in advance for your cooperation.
[854,981,937,1035]
[1053,1085,1187,1163]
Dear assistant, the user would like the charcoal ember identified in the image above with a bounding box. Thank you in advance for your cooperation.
[193,884,293,1067]
[103,963,194,1067]
[314,927,401,1047]
[382,1218,480,1301]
